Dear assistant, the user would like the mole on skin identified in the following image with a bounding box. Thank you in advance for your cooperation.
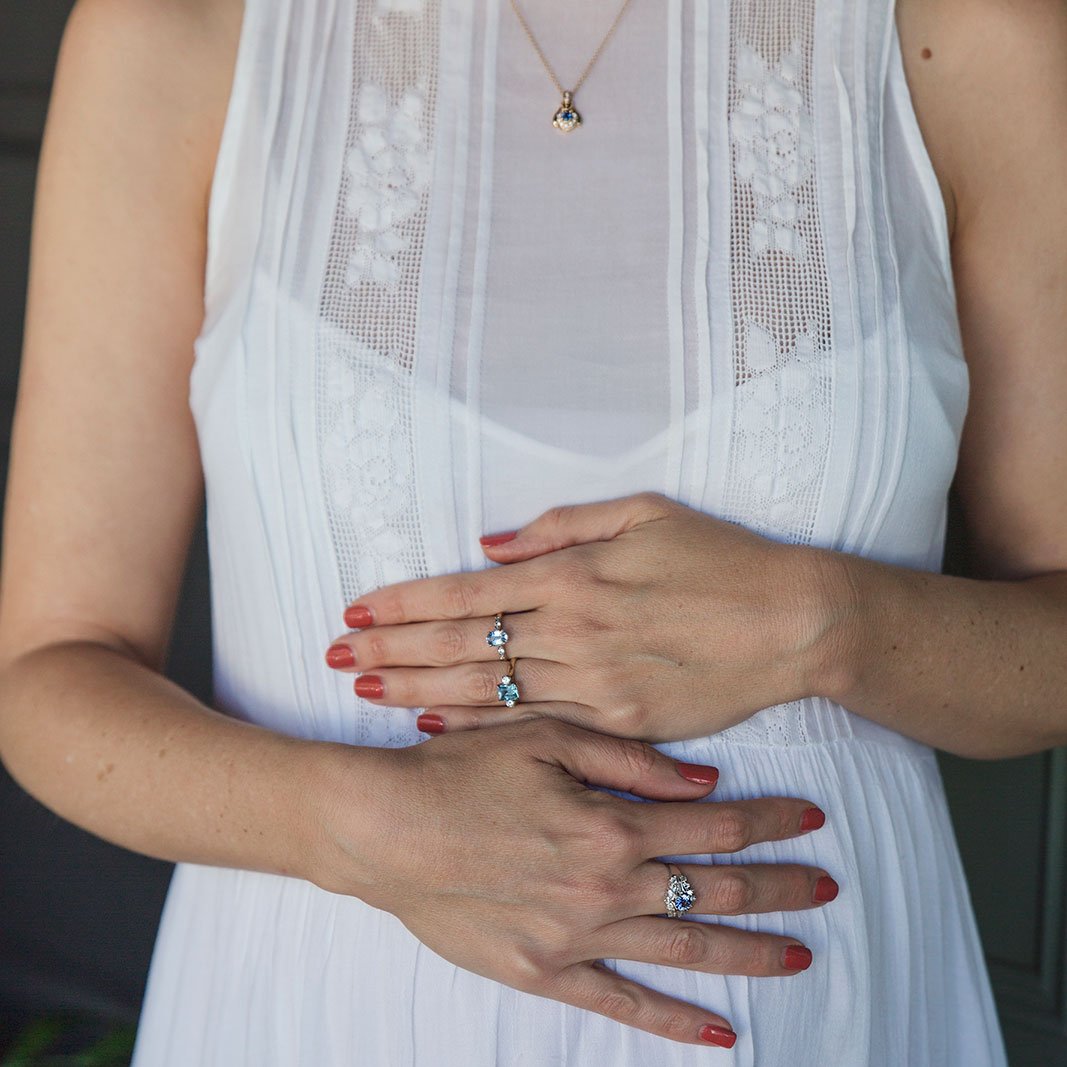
[921,47,933,59]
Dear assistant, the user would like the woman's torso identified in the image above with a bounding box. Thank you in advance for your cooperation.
[189,0,966,754]
[128,4,1013,1064]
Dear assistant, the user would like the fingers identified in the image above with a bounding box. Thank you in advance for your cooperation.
[625,861,839,920]
[594,915,816,979]
[348,658,579,708]
[628,795,827,859]
[538,722,721,801]
[478,493,676,563]
[341,558,550,628]
[416,701,600,735]
[550,960,738,1048]
[327,611,543,671]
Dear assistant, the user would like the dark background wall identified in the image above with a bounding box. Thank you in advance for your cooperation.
[1,4,1065,1064]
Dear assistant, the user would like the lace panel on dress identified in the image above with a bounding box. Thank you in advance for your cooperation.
[714,0,836,747]
[315,0,439,745]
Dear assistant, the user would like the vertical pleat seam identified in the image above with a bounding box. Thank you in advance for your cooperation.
[416,0,469,585]
[238,0,306,734]
[845,1,890,557]
[686,0,714,510]
[703,5,736,519]
[277,0,334,740]
[663,0,685,500]
[461,0,500,567]
[860,0,912,556]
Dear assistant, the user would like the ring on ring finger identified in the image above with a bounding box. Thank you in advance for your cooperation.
[663,862,697,918]
[497,656,521,707]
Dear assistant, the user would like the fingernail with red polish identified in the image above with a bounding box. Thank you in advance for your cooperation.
[676,762,719,787]
[325,644,356,668]
[699,1025,737,1048]
[800,806,826,832]
[417,713,446,735]
[813,875,839,903]
[783,944,813,971]
[344,605,374,629]
[479,531,518,547]
[355,675,384,699]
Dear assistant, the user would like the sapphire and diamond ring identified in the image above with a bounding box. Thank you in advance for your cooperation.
[497,657,520,707]
[663,864,696,918]
[486,614,509,660]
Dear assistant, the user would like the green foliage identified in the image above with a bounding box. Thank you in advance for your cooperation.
[1,1016,135,1067]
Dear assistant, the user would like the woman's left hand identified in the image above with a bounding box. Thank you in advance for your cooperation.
[325,493,850,742]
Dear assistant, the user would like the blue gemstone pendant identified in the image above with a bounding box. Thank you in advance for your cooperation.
[552,90,581,133]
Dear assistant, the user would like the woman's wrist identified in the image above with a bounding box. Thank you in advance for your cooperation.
[787,543,869,707]
[294,737,405,900]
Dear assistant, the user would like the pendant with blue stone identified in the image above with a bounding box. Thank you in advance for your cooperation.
[552,90,581,133]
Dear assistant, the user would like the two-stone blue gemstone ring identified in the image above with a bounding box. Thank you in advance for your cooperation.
[486,613,520,707]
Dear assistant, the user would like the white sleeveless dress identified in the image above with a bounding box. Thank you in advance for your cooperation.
[130,0,1010,1063]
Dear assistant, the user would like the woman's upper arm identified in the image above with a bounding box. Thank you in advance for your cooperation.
[0,0,242,672]
[900,0,1067,580]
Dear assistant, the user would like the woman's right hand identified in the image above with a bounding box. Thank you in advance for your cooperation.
[310,719,837,1049]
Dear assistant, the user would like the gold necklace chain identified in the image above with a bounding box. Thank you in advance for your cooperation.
[508,0,634,132]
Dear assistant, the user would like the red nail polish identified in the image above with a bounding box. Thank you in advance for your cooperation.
[325,644,355,668]
[355,675,384,699]
[699,1025,737,1048]
[344,605,374,628]
[800,806,826,832]
[479,531,518,547]
[783,944,813,971]
[417,713,446,734]
[813,875,839,903]
[676,762,719,787]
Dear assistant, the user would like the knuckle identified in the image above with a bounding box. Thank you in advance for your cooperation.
[709,870,753,915]
[431,623,468,665]
[713,809,753,853]
[633,490,672,517]
[615,737,659,779]
[591,983,642,1023]
[378,592,409,625]
[665,923,707,967]
[505,946,553,992]
[366,634,389,663]
[544,504,580,531]
[656,1010,694,1041]
[586,811,640,860]
[463,666,498,704]
[442,579,478,619]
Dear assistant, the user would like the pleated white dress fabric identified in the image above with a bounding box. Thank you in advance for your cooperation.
[130,0,1010,1063]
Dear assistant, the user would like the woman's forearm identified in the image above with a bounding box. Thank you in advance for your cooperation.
[809,548,1067,759]
[0,639,377,881]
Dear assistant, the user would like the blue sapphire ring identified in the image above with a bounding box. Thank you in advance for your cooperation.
[497,657,520,707]
[486,613,509,661]
[663,863,696,918]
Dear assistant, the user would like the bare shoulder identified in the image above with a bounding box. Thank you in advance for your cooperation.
[895,0,1067,579]
[56,0,244,208]
[895,0,1067,241]
[0,0,247,669]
